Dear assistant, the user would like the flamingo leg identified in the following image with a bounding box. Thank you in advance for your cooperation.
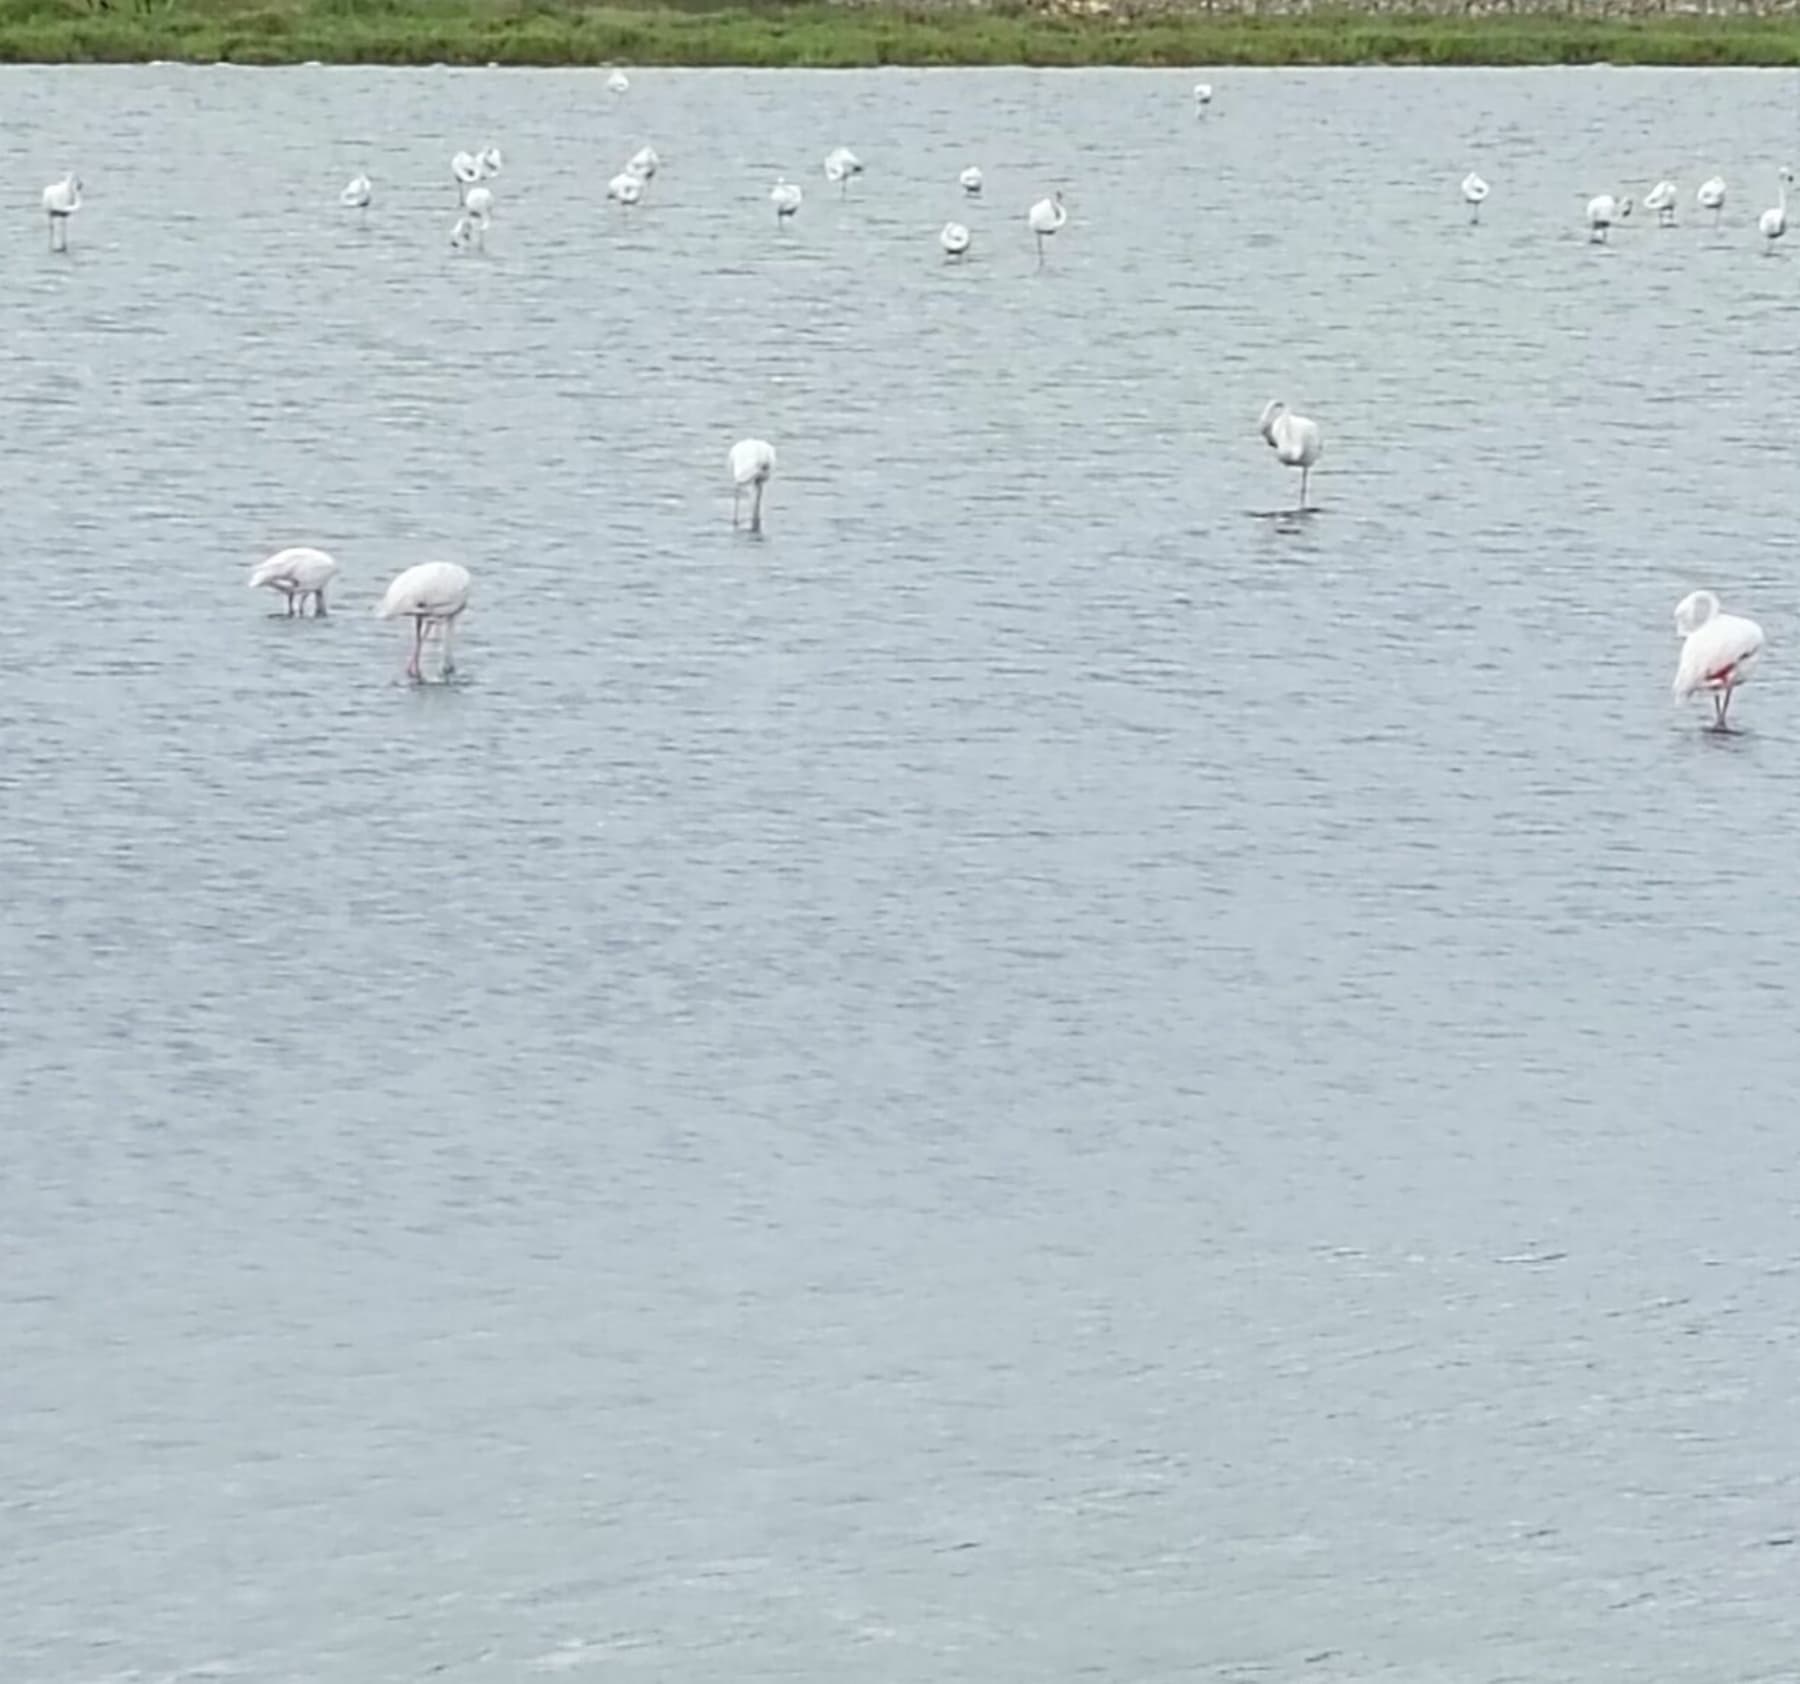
[314,586,329,618]
[442,618,457,677]
[1036,232,1044,266]
[733,486,742,529]
[1299,466,1310,509]
[751,480,764,535]
[408,616,424,681]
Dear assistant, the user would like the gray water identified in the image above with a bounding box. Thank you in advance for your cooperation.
[4,62,1800,1682]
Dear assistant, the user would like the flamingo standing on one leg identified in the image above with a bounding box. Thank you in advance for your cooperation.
[1673,589,1764,729]
[1759,166,1791,253]
[1258,400,1324,510]
[729,439,776,534]
[1028,191,1066,265]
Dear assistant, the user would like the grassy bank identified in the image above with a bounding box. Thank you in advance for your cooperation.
[7,0,1800,66]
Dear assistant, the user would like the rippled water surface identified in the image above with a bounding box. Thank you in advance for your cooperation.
[6,63,1800,1683]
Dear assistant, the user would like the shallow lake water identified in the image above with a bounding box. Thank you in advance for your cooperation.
[4,63,1800,1683]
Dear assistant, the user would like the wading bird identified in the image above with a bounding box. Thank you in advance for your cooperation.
[1673,590,1764,729]
[729,439,776,534]
[824,146,863,194]
[1587,192,1632,242]
[1028,191,1066,264]
[940,221,971,260]
[1258,400,1324,510]
[42,174,81,251]
[248,547,339,617]
[378,561,472,681]
[771,178,802,225]
[1760,166,1791,252]
[1461,171,1489,223]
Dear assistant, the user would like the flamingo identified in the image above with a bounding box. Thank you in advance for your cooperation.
[1028,191,1066,264]
[607,69,630,93]
[1644,179,1678,226]
[960,165,983,196]
[608,171,642,206]
[940,221,971,260]
[451,184,493,252]
[377,561,472,680]
[1697,175,1726,226]
[1461,171,1489,223]
[1194,82,1213,115]
[340,173,372,212]
[1586,192,1632,242]
[42,174,81,252]
[452,150,482,200]
[1258,400,1324,510]
[729,439,776,534]
[824,146,863,194]
[477,146,503,178]
[1673,590,1764,729]
[626,145,659,182]
[771,178,802,225]
[248,547,339,617]
[1759,166,1791,252]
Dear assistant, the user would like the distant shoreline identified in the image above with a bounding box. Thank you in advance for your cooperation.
[9,3,1800,68]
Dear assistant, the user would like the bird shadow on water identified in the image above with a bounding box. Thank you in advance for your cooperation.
[1247,506,1323,529]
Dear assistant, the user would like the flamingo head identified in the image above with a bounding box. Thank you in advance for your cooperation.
[1783,166,1795,184]
[1618,196,1634,217]
[1674,590,1720,637]
[1258,399,1286,439]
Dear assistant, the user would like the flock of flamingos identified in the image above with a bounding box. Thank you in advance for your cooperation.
[31,72,1771,721]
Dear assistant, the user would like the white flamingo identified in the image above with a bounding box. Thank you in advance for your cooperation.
[1028,191,1066,264]
[607,69,630,93]
[626,145,659,182]
[42,174,81,252]
[451,184,493,252]
[940,221,971,260]
[1461,171,1489,223]
[340,173,372,212]
[824,146,863,194]
[248,547,339,617]
[771,178,802,225]
[1194,82,1213,115]
[451,150,482,199]
[729,439,776,533]
[377,561,472,681]
[1697,175,1726,226]
[1258,400,1324,510]
[960,165,983,196]
[1673,590,1764,729]
[1586,192,1632,242]
[1644,179,1678,226]
[1759,166,1791,252]
[608,171,642,206]
[478,146,503,178]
